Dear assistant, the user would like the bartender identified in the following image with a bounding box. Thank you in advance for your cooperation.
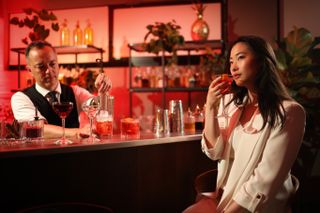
[11,40,112,138]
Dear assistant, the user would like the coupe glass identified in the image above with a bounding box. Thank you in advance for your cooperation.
[82,96,100,143]
[52,101,74,145]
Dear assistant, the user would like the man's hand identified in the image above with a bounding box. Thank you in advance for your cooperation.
[95,73,112,94]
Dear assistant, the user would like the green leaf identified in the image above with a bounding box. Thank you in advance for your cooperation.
[49,12,57,21]
[37,9,50,21]
[286,27,314,57]
[23,8,33,15]
[275,49,288,70]
[9,17,20,25]
[51,23,59,31]
[18,21,24,27]
[291,56,312,68]
[24,17,35,28]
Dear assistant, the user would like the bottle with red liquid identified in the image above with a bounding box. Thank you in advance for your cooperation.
[193,104,204,131]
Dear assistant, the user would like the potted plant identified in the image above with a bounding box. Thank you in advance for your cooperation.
[274,27,320,181]
[10,8,59,45]
[199,47,226,86]
[143,20,185,65]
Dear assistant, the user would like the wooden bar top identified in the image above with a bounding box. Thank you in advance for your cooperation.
[0,132,203,158]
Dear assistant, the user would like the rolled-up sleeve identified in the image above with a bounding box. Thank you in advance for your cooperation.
[201,133,226,160]
[233,103,306,212]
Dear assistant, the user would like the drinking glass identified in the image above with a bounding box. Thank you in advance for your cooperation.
[52,101,74,145]
[120,118,140,139]
[95,95,114,139]
[82,96,100,143]
[212,74,233,126]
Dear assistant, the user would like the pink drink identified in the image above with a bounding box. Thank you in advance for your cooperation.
[120,118,140,138]
[213,74,233,94]
[96,120,113,137]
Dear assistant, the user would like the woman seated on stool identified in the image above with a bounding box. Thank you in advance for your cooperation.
[184,35,305,213]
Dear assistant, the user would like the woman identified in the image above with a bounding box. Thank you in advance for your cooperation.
[185,36,306,213]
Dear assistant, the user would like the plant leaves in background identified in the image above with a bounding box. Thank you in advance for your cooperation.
[9,8,60,45]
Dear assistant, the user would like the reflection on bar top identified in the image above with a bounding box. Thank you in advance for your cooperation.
[0,132,202,158]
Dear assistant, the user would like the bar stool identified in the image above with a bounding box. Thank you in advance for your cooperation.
[17,202,114,213]
[194,169,217,202]
[182,169,218,213]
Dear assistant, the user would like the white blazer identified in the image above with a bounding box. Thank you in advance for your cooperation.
[202,96,306,212]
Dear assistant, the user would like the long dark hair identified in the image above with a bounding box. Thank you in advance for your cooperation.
[226,35,292,129]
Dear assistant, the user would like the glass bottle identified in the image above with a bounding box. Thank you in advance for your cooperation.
[184,107,195,133]
[84,19,94,45]
[60,19,70,46]
[73,20,83,46]
[194,104,204,131]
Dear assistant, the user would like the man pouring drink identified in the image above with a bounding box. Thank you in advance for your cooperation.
[11,40,112,139]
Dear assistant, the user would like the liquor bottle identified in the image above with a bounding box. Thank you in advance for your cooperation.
[60,19,70,46]
[84,19,94,45]
[73,20,83,46]
[194,104,204,131]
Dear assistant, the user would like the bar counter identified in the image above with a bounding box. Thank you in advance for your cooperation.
[0,133,203,158]
[0,133,215,213]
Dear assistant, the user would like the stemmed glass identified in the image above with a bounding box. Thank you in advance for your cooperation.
[82,96,100,143]
[52,101,74,145]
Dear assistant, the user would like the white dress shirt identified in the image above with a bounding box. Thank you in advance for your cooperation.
[11,83,93,123]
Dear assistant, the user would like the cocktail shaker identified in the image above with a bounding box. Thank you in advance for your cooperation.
[168,100,184,134]
[154,108,170,136]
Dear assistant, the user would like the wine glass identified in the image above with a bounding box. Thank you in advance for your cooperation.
[82,96,100,143]
[52,101,74,145]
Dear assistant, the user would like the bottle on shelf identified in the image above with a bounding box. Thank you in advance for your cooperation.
[84,19,94,45]
[73,20,83,46]
[133,67,142,88]
[141,67,150,88]
[60,19,70,46]
[180,66,189,88]
[194,104,204,131]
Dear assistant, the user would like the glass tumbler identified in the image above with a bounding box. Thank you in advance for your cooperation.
[95,95,114,139]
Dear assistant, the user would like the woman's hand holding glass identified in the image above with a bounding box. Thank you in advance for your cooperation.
[207,74,233,127]
[207,76,229,110]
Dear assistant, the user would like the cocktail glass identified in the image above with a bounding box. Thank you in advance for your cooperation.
[82,96,100,143]
[52,101,74,145]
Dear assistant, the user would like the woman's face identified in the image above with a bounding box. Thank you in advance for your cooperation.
[229,42,260,90]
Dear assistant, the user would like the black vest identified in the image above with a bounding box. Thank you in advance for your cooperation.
[23,84,80,128]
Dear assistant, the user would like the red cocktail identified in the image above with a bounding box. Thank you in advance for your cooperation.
[213,73,233,94]
[96,120,113,138]
[120,118,140,139]
[52,101,74,144]
[52,102,73,119]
